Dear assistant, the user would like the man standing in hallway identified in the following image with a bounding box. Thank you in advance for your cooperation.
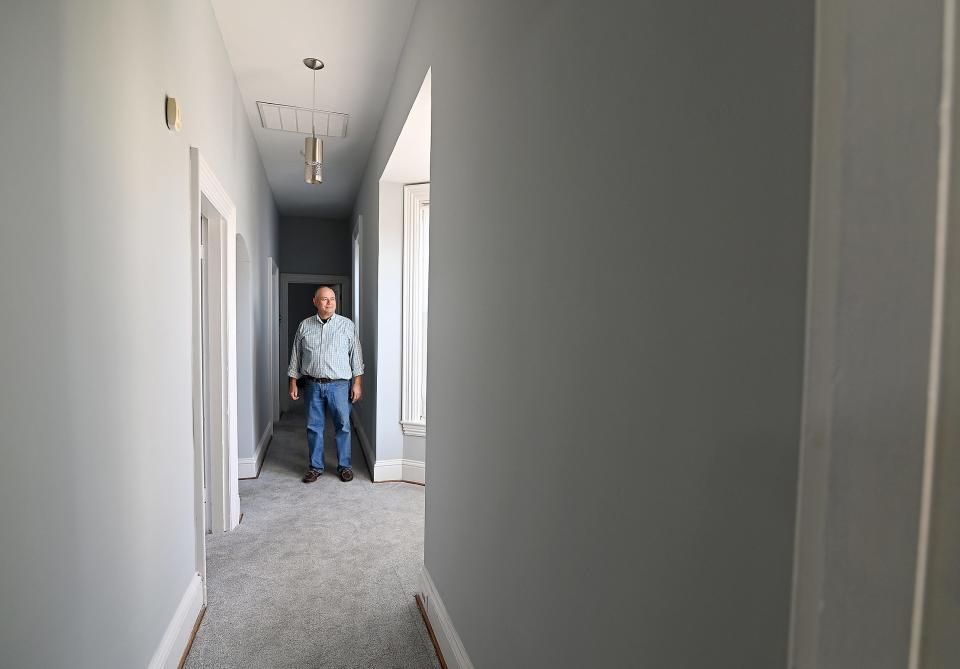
[288,286,364,483]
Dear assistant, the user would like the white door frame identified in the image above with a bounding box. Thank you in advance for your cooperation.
[190,148,241,597]
[280,273,351,413]
[267,257,280,424]
[352,217,363,339]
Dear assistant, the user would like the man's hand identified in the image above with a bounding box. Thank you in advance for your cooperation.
[289,379,300,401]
[350,379,362,403]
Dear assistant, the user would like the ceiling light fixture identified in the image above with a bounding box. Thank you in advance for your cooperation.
[303,57,325,185]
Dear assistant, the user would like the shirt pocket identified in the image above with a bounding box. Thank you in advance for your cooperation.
[300,344,316,368]
[335,328,352,351]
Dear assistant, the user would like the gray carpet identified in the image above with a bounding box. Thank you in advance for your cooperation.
[184,407,440,669]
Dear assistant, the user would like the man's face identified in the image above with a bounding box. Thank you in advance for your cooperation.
[313,288,336,318]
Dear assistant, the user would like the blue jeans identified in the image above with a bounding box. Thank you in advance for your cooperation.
[303,379,352,471]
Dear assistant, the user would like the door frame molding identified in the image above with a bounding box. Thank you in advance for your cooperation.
[190,148,241,601]
[280,273,351,413]
[267,257,280,424]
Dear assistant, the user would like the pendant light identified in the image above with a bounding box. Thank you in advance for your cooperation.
[303,57,324,184]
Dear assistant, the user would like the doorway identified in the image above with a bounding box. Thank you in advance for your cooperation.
[191,148,241,597]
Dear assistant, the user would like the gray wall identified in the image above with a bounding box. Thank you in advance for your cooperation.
[921,42,960,662]
[0,0,278,666]
[279,216,351,276]
[237,237,256,460]
[374,181,404,462]
[791,2,950,667]
[353,1,813,666]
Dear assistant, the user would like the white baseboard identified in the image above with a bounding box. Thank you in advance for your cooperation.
[349,412,424,483]
[374,458,425,484]
[420,567,473,669]
[238,421,273,478]
[148,572,204,669]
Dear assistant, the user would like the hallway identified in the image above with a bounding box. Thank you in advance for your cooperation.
[7,1,960,666]
[184,410,439,669]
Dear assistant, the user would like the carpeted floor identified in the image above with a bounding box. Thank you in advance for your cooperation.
[184,407,440,669]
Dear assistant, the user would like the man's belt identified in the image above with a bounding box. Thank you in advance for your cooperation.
[303,376,336,384]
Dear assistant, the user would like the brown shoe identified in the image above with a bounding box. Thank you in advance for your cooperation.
[302,469,322,483]
[339,468,354,482]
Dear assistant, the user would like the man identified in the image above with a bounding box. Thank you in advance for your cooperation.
[288,286,364,483]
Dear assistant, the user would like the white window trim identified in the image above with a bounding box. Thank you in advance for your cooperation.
[401,183,429,437]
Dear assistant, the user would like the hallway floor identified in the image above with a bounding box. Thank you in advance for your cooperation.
[184,408,439,669]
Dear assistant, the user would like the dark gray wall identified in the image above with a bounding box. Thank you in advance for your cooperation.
[791,2,947,667]
[279,216,351,276]
[353,1,814,666]
[287,283,327,354]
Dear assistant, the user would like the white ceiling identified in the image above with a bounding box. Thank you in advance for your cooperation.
[210,0,418,219]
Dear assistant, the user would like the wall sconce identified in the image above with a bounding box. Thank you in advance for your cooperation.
[165,96,182,132]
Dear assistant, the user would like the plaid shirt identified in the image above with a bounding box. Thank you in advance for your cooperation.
[288,314,364,380]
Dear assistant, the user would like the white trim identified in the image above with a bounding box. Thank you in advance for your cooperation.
[239,421,273,478]
[350,412,424,483]
[148,572,204,669]
[352,218,363,335]
[267,257,280,424]
[401,183,430,433]
[419,567,473,669]
[190,148,241,601]
[279,272,352,413]
[398,458,425,484]
[401,420,426,437]
[373,458,425,484]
